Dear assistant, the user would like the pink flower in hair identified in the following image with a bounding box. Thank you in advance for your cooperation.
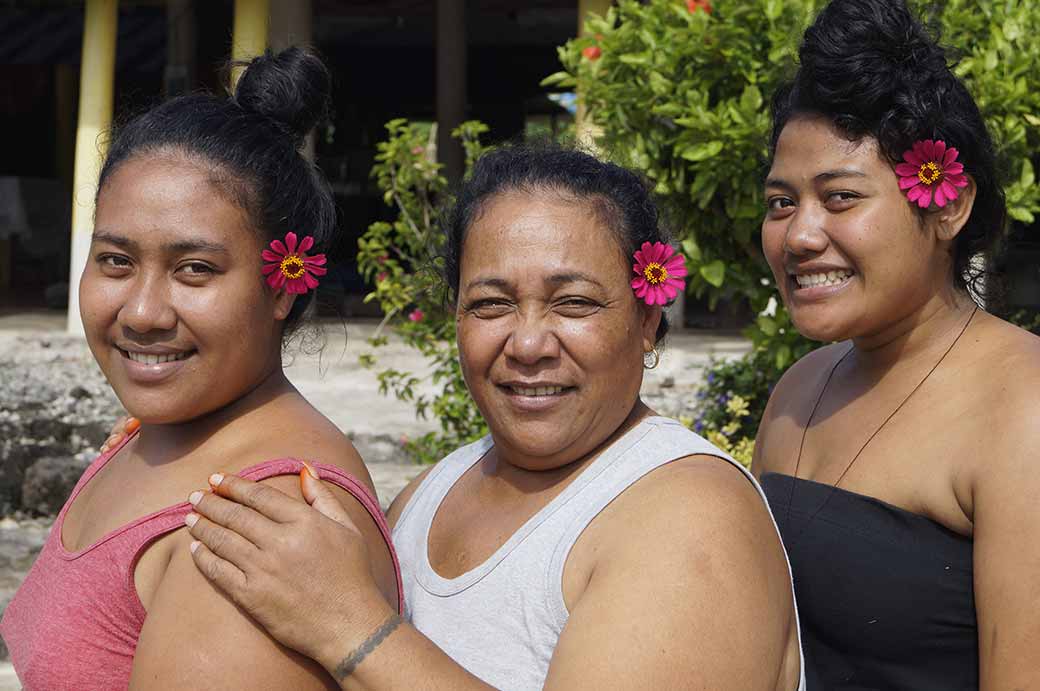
[261,232,327,295]
[895,139,968,208]
[631,241,686,306]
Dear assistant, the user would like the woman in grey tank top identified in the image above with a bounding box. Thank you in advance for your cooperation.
[168,146,806,690]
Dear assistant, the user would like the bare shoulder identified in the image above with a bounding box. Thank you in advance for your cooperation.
[131,512,336,689]
[753,342,845,476]
[968,315,1040,475]
[595,454,786,572]
[767,341,847,414]
[231,402,376,496]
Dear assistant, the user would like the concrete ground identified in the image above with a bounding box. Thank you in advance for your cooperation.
[0,311,749,689]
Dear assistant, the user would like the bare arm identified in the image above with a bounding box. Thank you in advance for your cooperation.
[541,456,798,689]
[973,412,1040,690]
[129,475,355,690]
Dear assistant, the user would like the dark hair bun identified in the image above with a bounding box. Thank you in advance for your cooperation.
[234,46,331,145]
[798,0,948,139]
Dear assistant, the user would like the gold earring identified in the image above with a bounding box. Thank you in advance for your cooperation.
[643,347,660,370]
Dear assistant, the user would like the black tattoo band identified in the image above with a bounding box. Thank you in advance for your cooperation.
[333,612,404,680]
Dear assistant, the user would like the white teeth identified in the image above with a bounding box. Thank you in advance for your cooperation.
[794,270,853,288]
[124,350,189,365]
[511,385,564,397]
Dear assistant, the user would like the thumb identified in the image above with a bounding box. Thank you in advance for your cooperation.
[299,463,352,527]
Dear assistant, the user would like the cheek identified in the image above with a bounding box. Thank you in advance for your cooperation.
[761,221,787,274]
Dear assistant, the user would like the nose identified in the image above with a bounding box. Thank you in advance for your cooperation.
[503,311,561,365]
[119,272,177,336]
[783,206,830,257]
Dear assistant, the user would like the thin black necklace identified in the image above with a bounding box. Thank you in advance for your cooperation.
[783,304,979,546]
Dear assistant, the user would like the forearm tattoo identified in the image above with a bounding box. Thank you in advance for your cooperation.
[333,612,404,681]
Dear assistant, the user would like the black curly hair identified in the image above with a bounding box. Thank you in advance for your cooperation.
[443,143,673,343]
[97,47,335,340]
[770,0,1006,298]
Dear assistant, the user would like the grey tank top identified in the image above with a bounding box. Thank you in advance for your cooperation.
[393,416,806,691]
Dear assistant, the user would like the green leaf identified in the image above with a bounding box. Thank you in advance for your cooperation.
[1008,206,1035,223]
[681,237,703,263]
[680,140,725,162]
[700,260,726,287]
[775,345,792,370]
[740,85,763,111]
[540,71,574,87]
[756,315,778,336]
[1021,158,1035,188]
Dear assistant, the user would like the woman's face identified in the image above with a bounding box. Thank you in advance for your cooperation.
[456,190,660,471]
[762,116,957,343]
[81,153,289,424]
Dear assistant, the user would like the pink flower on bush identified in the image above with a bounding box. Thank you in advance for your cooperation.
[631,241,686,306]
[408,309,425,322]
[895,139,968,208]
[377,272,388,283]
[261,232,327,295]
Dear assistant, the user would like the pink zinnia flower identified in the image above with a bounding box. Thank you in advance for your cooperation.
[261,232,327,295]
[631,241,686,306]
[408,308,424,322]
[895,139,968,209]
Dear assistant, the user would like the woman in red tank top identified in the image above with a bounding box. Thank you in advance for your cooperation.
[0,47,400,691]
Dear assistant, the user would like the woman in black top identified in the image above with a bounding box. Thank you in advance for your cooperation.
[753,0,1040,689]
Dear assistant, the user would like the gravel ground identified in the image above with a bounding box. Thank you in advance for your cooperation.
[0,315,749,687]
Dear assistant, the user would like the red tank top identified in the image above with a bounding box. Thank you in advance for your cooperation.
[0,433,402,691]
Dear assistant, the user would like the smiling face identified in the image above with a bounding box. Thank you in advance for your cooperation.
[762,115,959,343]
[80,152,289,424]
[456,189,660,471]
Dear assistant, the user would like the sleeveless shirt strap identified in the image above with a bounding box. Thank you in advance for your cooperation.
[237,458,404,615]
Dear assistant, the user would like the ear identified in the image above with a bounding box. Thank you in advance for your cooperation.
[640,304,663,353]
[273,289,298,321]
[932,176,977,242]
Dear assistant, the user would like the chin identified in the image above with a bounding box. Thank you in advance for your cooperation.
[788,310,856,343]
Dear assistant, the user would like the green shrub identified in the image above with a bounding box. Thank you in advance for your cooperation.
[356,119,490,464]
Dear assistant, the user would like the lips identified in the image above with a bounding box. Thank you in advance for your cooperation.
[793,269,854,289]
[509,385,566,397]
[120,349,192,365]
[116,346,196,384]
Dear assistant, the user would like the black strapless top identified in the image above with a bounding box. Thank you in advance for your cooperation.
[762,473,977,691]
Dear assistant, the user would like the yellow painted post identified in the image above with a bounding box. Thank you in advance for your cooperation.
[575,0,612,146]
[231,0,270,87]
[67,0,118,334]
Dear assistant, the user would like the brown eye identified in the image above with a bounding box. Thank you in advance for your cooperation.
[98,254,132,275]
[468,299,512,319]
[555,298,600,318]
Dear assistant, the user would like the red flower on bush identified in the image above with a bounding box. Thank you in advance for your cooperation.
[582,45,602,61]
[408,309,425,323]
[686,0,712,13]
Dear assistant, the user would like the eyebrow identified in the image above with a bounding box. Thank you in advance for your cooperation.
[463,271,607,292]
[766,169,868,191]
[91,230,229,255]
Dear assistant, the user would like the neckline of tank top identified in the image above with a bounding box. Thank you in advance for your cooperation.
[763,472,973,545]
[55,435,346,560]
[417,415,681,593]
